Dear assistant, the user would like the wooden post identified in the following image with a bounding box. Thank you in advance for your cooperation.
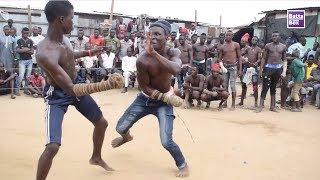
[27,5,32,30]
[109,0,115,25]
[194,9,197,26]
[219,14,222,35]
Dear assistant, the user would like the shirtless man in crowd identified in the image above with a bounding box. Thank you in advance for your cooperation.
[218,30,242,110]
[177,35,193,89]
[175,66,205,108]
[201,63,229,110]
[238,36,262,107]
[192,33,208,75]
[256,31,287,112]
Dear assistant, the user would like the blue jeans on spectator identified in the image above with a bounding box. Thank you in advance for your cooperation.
[115,93,187,169]
[18,59,33,91]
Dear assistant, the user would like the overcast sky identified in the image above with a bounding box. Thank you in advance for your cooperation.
[1,0,319,27]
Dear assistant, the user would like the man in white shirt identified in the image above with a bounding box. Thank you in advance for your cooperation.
[287,36,307,59]
[119,33,133,61]
[29,26,45,67]
[121,47,137,93]
[97,46,116,82]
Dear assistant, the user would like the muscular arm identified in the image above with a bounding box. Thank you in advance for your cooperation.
[236,43,242,72]
[74,50,89,59]
[260,46,268,74]
[218,46,223,62]
[136,60,157,97]
[281,47,288,76]
[37,53,76,96]
[153,48,182,75]
[196,76,205,91]
[188,45,193,65]
[4,73,15,83]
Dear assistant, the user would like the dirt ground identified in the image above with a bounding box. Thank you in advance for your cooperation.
[1,88,320,180]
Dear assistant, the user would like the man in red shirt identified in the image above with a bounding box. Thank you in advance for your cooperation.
[27,69,45,97]
[89,28,105,47]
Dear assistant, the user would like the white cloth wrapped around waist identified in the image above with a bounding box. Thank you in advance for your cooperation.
[242,67,256,85]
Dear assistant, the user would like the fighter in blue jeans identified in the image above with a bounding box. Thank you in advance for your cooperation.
[111,20,189,178]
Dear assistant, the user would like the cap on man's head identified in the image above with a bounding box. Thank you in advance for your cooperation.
[150,20,171,35]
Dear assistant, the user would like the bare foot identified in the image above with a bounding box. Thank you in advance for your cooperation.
[176,164,189,178]
[196,101,201,108]
[205,104,210,109]
[111,135,133,148]
[218,106,223,111]
[89,157,114,171]
[255,107,263,113]
[229,106,235,111]
[184,102,191,109]
[11,94,16,99]
[269,108,279,113]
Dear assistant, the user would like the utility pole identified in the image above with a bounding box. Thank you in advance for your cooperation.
[109,0,115,25]
[219,14,222,35]
[195,9,197,26]
[27,5,32,31]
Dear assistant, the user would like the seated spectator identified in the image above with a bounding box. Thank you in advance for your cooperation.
[26,69,45,98]
[16,27,34,95]
[305,55,318,80]
[201,64,229,110]
[121,47,137,93]
[89,28,105,47]
[308,60,320,106]
[175,66,205,108]
[98,45,116,80]
[290,49,306,112]
[0,61,16,99]
[305,42,319,62]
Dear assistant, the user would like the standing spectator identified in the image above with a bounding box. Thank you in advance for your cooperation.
[38,26,43,36]
[144,18,151,33]
[286,31,298,47]
[74,28,89,51]
[0,25,15,70]
[127,18,138,33]
[116,17,127,40]
[16,27,34,94]
[105,29,120,67]
[134,30,146,55]
[287,36,307,59]
[167,31,179,48]
[189,23,198,38]
[7,19,14,29]
[256,31,287,113]
[27,68,45,98]
[289,49,306,112]
[308,60,320,106]
[121,47,137,93]
[119,33,133,61]
[0,61,16,99]
[105,29,120,55]
[305,55,318,80]
[89,28,104,47]
[29,26,45,68]
[305,42,319,61]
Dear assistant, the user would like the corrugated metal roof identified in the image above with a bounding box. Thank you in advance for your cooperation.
[261,6,320,14]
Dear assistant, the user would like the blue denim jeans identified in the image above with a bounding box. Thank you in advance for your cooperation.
[116,93,186,169]
[18,59,33,89]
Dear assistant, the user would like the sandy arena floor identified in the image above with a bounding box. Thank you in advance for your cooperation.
[1,88,320,180]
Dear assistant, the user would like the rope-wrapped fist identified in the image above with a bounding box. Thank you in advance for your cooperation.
[73,73,124,96]
[162,93,183,107]
[107,73,125,89]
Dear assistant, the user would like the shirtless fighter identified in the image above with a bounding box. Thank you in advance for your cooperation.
[177,35,193,89]
[111,20,189,177]
[35,1,124,180]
